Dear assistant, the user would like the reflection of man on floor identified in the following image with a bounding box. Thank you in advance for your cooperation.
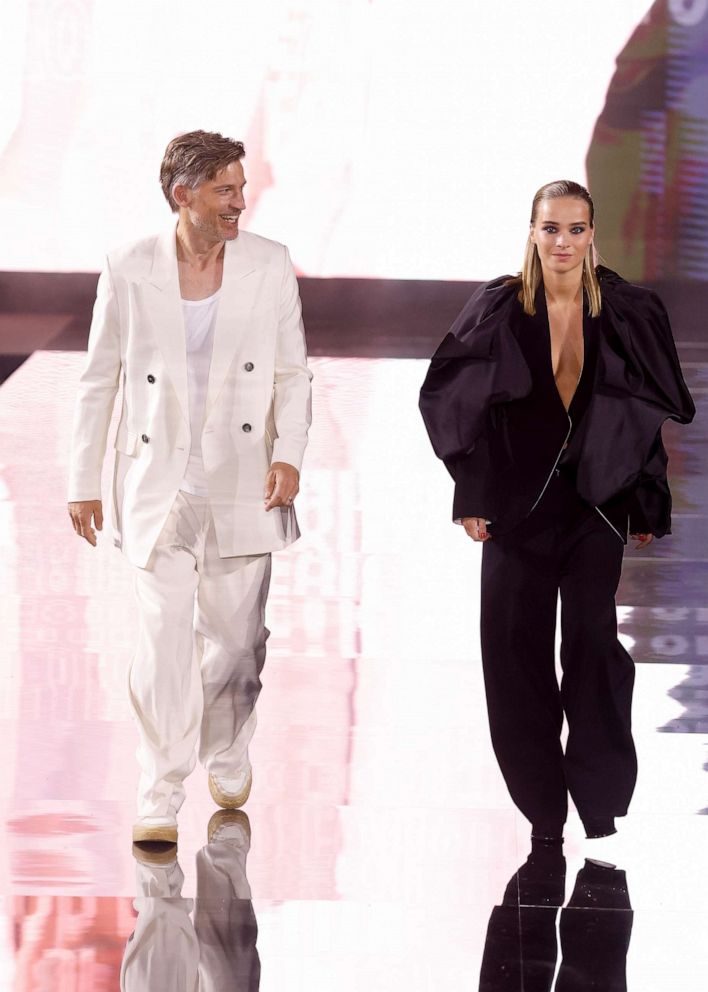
[120,812,259,990]
[68,130,312,844]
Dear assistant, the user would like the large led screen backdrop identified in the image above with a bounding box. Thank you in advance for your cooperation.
[0,0,706,283]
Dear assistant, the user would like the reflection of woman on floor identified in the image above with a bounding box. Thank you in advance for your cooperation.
[420,180,694,844]
[120,811,259,991]
[479,842,633,991]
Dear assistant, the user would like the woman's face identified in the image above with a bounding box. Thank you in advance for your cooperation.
[529,196,594,277]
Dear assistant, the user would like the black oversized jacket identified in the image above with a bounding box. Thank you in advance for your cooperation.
[419,267,695,540]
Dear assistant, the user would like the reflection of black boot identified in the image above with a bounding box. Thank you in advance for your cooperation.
[569,859,631,911]
[556,861,633,992]
[479,846,567,991]
[479,905,558,991]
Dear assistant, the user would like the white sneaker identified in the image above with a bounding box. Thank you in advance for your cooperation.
[208,763,253,809]
[132,815,178,844]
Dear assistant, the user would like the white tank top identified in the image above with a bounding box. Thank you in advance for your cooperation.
[179,289,220,497]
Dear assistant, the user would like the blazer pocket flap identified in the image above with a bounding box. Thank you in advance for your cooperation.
[114,428,138,456]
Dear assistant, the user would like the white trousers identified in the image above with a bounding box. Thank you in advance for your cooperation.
[128,491,271,818]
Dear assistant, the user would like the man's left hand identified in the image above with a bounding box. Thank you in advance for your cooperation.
[264,462,300,511]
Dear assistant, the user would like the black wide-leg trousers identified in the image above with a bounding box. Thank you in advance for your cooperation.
[480,472,637,834]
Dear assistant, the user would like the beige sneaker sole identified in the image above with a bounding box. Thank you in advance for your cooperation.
[132,823,178,844]
[208,768,253,809]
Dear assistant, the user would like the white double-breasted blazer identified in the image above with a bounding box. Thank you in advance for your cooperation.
[68,226,313,568]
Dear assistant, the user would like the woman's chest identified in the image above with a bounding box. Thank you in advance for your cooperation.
[510,301,589,414]
[548,306,584,387]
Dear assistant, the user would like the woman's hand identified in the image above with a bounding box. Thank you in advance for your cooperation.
[630,532,654,550]
[462,517,491,542]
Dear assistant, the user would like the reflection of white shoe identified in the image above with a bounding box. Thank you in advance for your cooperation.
[132,815,178,844]
[208,765,252,809]
[132,841,178,867]
[207,809,252,846]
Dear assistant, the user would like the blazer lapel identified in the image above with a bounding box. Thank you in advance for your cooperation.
[205,234,258,420]
[142,226,189,425]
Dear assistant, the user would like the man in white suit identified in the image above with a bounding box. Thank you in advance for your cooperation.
[67,131,312,845]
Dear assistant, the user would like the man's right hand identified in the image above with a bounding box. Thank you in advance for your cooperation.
[461,517,491,542]
[68,500,104,547]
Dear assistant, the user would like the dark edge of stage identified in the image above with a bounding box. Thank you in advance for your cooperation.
[1,271,706,385]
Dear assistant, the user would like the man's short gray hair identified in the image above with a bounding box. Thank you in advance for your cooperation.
[159,130,245,212]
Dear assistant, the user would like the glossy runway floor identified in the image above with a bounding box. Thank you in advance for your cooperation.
[1,347,708,990]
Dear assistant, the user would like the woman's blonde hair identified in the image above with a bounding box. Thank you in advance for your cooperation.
[514,180,601,317]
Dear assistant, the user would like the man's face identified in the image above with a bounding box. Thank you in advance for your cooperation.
[175,160,246,243]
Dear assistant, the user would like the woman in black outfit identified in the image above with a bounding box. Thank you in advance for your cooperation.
[420,180,694,843]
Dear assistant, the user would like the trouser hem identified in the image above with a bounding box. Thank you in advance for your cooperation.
[582,815,617,838]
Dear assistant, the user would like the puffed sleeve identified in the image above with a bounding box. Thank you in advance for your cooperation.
[576,272,695,535]
[419,278,531,462]
[601,286,694,423]
[419,278,531,523]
